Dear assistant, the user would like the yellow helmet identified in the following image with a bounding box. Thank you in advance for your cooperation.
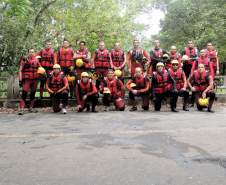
[198,98,209,107]
[37,67,46,75]
[75,59,84,68]
[130,83,136,88]
[171,60,179,64]
[81,72,89,78]
[53,64,61,69]
[91,72,98,80]
[103,87,111,94]
[156,62,164,67]
[67,76,75,82]
[114,69,122,77]
[181,55,189,61]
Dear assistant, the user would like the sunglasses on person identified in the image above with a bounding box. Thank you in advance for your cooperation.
[172,64,178,66]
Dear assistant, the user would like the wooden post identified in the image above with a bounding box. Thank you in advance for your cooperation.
[7,75,20,99]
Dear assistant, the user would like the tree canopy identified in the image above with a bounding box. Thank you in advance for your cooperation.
[0,0,153,74]
[154,0,226,61]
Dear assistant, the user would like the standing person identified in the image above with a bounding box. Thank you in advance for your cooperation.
[74,41,91,78]
[168,60,189,111]
[92,41,112,89]
[187,63,215,112]
[205,42,219,76]
[182,40,198,78]
[148,40,167,74]
[100,70,125,111]
[56,39,75,97]
[152,62,177,112]
[18,48,41,115]
[36,40,55,99]
[127,39,150,77]
[191,49,214,77]
[46,64,69,114]
[126,67,151,111]
[167,45,181,70]
[76,72,98,112]
[110,42,126,83]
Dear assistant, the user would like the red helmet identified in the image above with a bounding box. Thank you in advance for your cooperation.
[115,98,125,111]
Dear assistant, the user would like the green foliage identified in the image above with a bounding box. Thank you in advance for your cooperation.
[0,0,153,75]
[154,0,226,61]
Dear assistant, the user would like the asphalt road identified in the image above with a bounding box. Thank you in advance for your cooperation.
[0,106,226,185]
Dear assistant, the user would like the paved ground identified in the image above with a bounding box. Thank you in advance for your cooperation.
[0,106,226,185]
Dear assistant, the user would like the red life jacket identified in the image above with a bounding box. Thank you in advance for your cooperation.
[205,49,217,67]
[103,78,122,97]
[169,69,184,90]
[196,56,210,71]
[153,70,170,94]
[21,56,39,80]
[76,49,88,58]
[131,75,146,90]
[164,61,172,70]
[185,47,197,64]
[75,49,90,68]
[58,47,74,68]
[152,48,163,59]
[40,48,54,68]
[111,49,125,68]
[77,79,93,96]
[193,70,209,92]
[49,73,65,92]
[94,49,110,68]
[170,52,180,60]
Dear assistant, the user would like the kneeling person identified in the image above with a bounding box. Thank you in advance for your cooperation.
[188,63,215,112]
[100,70,125,111]
[46,64,69,114]
[76,72,98,112]
[126,67,151,111]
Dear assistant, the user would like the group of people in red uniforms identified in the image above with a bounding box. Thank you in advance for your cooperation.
[18,39,219,115]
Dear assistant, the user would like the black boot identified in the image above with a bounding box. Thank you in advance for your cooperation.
[183,106,189,111]
[130,106,137,111]
[171,108,178,112]
[86,104,90,112]
[208,108,215,113]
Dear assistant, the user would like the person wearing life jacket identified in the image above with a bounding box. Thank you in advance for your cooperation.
[205,42,219,76]
[148,40,167,74]
[127,39,150,77]
[126,67,151,111]
[168,60,189,111]
[36,40,55,99]
[74,41,91,78]
[100,69,125,111]
[56,39,75,97]
[46,64,69,114]
[92,41,112,89]
[110,42,126,83]
[152,62,177,112]
[162,54,171,71]
[191,49,214,77]
[187,63,215,112]
[18,48,41,115]
[167,46,181,70]
[76,72,98,112]
[182,41,199,78]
